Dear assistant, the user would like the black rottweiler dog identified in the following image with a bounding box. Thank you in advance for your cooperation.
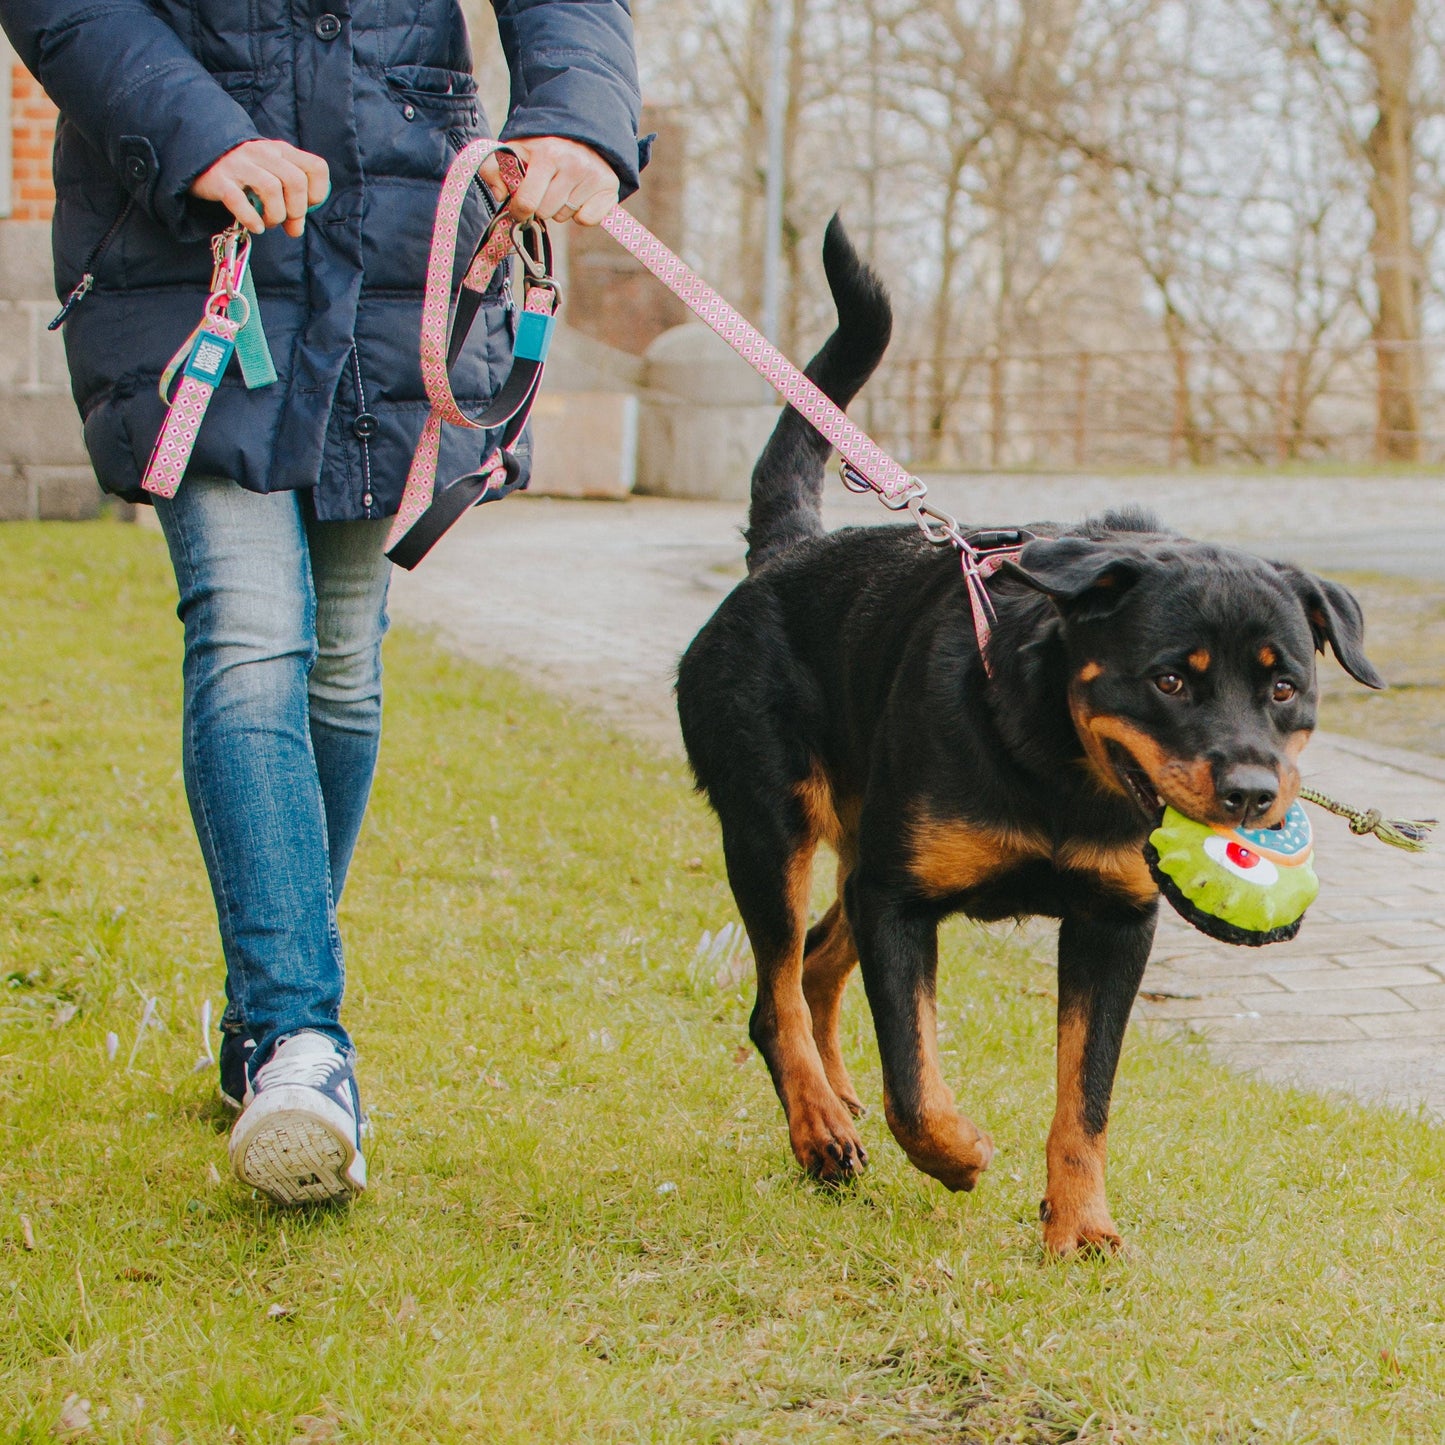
[675,219,1384,1255]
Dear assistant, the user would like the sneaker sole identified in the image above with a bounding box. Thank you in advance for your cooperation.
[229,1088,366,1205]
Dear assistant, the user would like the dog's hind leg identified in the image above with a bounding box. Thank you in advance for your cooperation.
[724,817,868,1182]
[801,886,863,1116]
[848,870,994,1192]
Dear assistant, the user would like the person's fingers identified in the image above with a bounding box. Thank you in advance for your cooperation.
[276,159,312,237]
[573,188,617,227]
[295,148,331,210]
[237,163,287,229]
[533,172,577,223]
[213,178,266,234]
[478,152,509,204]
[507,155,557,222]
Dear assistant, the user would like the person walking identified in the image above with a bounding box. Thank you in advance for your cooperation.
[0,0,648,1204]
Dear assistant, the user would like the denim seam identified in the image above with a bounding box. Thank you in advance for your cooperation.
[297,550,346,1029]
[164,497,252,1031]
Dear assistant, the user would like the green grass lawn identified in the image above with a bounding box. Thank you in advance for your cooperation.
[1317,572,1445,757]
[4,520,1445,1443]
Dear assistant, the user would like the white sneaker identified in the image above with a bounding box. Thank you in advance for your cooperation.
[228,1031,367,1204]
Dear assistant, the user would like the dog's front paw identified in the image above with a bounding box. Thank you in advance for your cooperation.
[1039,1195,1122,1257]
[788,1093,869,1183]
[890,1109,994,1192]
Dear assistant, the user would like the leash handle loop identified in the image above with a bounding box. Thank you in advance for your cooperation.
[386,140,557,563]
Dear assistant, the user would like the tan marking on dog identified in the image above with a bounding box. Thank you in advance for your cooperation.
[1041,1009,1120,1256]
[1077,713,1220,820]
[1078,660,1103,683]
[750,842,867,1182]
[1258,644,1278,669]
[795,769,860,864]
[801,877,864,1115]
[1271,727,1313,819]
[1057,840,1159,907]
[1067,693,1133,798]
[882,988,993,1193]
[907,812,1049,897]
[1187,648,1211,672]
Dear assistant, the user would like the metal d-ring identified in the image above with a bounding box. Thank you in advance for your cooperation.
[204,289,250,328]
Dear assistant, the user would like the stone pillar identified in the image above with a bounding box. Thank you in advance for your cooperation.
[0,223,99,521]
[636,322,779,500]
[561,103,688,356]
[0,36,104,521]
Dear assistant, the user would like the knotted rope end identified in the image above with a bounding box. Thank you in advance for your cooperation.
[1299,787,1435,852]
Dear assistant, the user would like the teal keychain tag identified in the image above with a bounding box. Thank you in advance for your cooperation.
[182,323,237,386]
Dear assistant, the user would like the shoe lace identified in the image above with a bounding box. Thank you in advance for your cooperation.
[255,1041,346,1092]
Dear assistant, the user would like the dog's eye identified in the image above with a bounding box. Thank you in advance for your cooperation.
[1271,678,1297,703]
[1154,673,1185,696]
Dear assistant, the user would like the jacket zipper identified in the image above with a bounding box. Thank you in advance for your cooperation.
[447,127,498,222]
[350,346,376,518]
[48,198,135,330]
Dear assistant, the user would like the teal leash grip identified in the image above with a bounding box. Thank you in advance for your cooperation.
[230,187,278,389]
[233,265,276,388]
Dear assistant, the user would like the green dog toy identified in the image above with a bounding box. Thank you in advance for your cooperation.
[1145,788,1432,948]
[1145,802,1319,947]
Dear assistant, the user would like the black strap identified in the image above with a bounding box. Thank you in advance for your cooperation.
[387,212,557,569]
[386,449,525,570]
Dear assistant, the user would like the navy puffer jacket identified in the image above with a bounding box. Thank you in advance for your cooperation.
[0,1,647,519]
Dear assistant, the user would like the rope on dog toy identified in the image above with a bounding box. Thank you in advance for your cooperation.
[1298,786,1435,851]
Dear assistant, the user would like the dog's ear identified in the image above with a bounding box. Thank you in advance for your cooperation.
[1002,538,1147,622]
[1273,564,1385,689]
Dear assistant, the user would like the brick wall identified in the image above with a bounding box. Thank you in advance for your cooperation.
[10,64,56,222]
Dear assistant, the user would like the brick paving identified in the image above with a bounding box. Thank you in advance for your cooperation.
[389,480,1445,1116]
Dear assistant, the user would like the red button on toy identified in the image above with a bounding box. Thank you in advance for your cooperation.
[1226,841,1259,869]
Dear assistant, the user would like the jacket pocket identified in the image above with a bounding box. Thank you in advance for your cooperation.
[384,65,480,117]
[212,69,258,109]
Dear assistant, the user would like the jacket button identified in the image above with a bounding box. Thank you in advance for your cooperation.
[125,155,149,183]
[352,412,379,440]
[314,13,341,39]
[402,104,416,121]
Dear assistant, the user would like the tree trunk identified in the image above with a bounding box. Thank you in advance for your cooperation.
[1363,0,1421,461]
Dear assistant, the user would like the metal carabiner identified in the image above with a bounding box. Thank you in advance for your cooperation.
[209,222,250,300]
[511,218,551,281]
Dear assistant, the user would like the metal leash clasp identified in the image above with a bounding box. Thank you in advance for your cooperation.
[839,458,927,510]
[206,222,252,326]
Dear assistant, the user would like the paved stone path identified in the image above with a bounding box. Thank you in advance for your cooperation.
[389,475,1445,1115]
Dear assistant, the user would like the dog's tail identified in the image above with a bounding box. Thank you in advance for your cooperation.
[744,215,892,573]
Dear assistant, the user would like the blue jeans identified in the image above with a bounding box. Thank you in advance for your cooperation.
[155,478,392,1072]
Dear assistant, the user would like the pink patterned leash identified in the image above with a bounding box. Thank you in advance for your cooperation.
[141,225,258,499]
[384,140,558,569]
[388,152,1027,666]
[599,207,1028,670]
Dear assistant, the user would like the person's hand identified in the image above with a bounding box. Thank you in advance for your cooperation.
[190,139,331,237]
[479,137,618,226]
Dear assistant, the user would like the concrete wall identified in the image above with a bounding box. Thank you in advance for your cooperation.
[0,221,103,521]
[635,322,779,501]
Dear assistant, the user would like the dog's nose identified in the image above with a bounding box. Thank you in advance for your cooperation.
[1217,765,1278,826]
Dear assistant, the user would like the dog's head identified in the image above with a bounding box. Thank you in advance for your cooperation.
[1004,532,1384,828]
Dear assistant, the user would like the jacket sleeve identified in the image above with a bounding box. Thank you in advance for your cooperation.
[490,0,648,199]
[0,0,260,240]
